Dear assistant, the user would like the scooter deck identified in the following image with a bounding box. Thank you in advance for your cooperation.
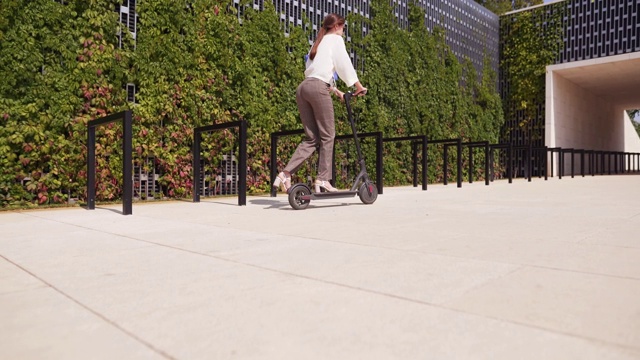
[302,191,357,200]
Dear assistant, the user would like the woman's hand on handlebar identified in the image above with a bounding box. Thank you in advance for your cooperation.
[354,88,367,96]
[353,82,367,97]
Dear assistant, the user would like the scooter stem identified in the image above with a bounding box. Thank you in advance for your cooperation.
[344,92,364,171]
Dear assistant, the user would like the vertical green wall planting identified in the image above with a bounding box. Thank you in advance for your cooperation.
[499,2,564,146]
[0,0,504,207]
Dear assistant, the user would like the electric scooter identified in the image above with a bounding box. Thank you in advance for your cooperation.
[287,92,378,210]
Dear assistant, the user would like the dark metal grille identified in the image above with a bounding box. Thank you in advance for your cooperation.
[500,0,640,149]
[561,0,640,63]
[248,0,499,76]
[500,0,640,177]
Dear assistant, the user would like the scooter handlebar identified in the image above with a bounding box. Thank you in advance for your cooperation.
[344,89,366,103]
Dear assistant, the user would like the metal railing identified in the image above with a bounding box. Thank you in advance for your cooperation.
[87,110,133,215]
[549,148,640,178]
[440,139,463,188]
[381,137,477,190]
[269,127,640,196]
[383,135,428,190]
[464,141,491,185]
[87,111,640,211]
[193,120,247,206]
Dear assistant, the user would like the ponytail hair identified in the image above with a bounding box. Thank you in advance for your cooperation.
[309,13,345,60]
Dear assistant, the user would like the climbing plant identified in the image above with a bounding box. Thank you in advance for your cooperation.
[1,0,504,208]
[472,0,543,15]
[0,0,131,207]
[499,2,564,144]
[345,0,503,185]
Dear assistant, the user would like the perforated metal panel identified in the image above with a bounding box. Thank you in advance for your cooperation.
[499,0,640,177]
[561,0,640,63]
[412,0,500,81]
[117,0,137,48]
[500,0,640,150]
[237,0,499,76]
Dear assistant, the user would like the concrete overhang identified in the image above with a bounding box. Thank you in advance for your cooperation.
[545,51,640,163]
[547,52,640,110]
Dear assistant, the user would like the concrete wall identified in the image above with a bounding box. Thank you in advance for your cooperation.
[547,72,622,151]
[545,70,640,174]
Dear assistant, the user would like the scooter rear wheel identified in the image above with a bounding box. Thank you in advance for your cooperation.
[288,184,311,210]
[358,182,378,204]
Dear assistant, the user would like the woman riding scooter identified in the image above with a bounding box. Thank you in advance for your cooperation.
[273,13,367,193]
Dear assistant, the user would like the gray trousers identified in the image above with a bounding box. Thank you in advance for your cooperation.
[284,77,335,181]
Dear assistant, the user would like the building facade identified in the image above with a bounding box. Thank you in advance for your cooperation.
[116,0,639,181]
[268,0,499,76]
[117,0,499,80]
[501,0,640,175]
[558,0,639,64]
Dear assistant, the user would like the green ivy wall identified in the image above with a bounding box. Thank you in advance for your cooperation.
[499,3,564,147]
[0,0,504,208]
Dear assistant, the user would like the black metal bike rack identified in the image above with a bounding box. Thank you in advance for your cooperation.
[270,127,640,195]
[560,148,575,178]
[383,135,428,190]
[488,144,512,183]
[633,152,640,172]
[512,144,535,181]
[462,141,490,186]
[539,146,549,180]
[541,147,640,179]
[193,120,247,206]
[436,139,463,188]
[382,136,489,191]
[87,111,133,215]
[547,147,562,178]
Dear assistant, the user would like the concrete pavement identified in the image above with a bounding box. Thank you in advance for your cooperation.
[1,175,639,359]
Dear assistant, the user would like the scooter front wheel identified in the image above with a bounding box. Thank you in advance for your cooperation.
[288,183,312,210]
[358,182,378,204]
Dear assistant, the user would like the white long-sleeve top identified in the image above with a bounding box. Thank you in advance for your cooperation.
[304,34,359,87]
